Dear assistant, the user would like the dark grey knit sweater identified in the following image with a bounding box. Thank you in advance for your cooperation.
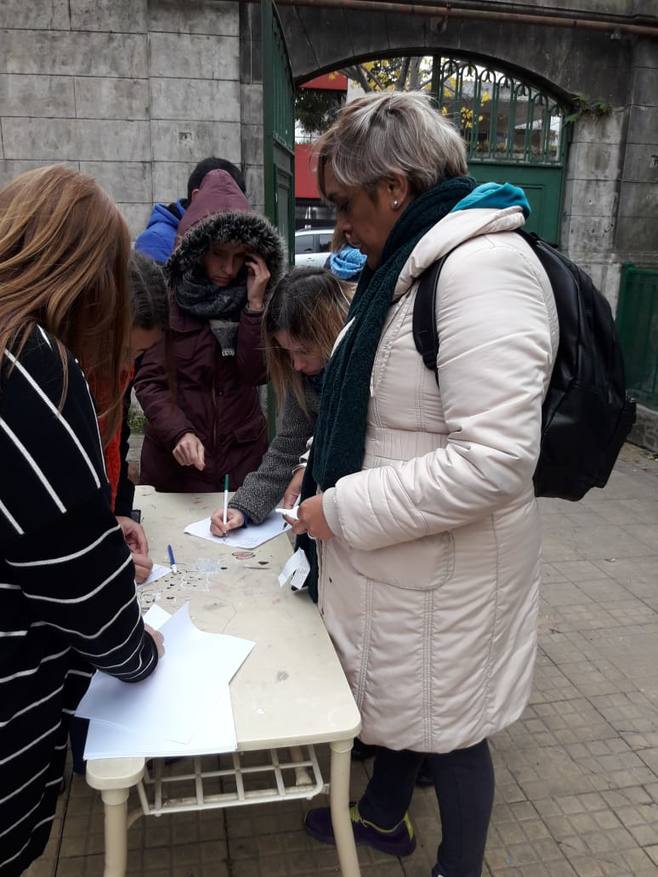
[229,378,320,524]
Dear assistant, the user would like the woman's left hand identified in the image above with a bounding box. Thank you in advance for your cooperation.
[132,551,154,584]
[117,515,149,555]
[293,495,334,541]
[245,254,270,310]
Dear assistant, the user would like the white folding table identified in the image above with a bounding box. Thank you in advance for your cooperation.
[85,487,361,876]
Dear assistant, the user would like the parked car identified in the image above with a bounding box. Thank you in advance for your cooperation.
[294,228,334,268]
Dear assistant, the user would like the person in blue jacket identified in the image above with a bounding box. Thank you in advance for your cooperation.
[134,157,246,263]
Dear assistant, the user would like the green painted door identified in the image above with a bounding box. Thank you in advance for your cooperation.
[262,0,295,434]
[469,163,564,245]
[617,263,658,408]
[433,58,568,247]
[262,0,295,265]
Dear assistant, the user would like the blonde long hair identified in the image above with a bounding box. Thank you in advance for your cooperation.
[0,165,131,438]
[264,267,349,412]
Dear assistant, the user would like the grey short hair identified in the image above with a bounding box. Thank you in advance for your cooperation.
[316,91,468,198]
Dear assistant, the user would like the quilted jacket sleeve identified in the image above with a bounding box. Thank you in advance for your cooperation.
[134,336,197,450]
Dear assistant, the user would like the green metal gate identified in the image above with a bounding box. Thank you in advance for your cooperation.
[261,0,295,433]
[432,58,568,245]
[617,264,658,408]
[261,0,295,265]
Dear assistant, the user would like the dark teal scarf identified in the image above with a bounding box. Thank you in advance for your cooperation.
[310,176,475,491]
[299,176,476,599]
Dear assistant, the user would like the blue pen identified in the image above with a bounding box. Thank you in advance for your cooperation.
[167,544,178,574]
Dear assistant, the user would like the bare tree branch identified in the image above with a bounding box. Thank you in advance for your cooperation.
[408,56,422,91]
[342,56,434,94]
[364,65,388,91]
[342,63,387,92]
[341,65,372,93]
[396,57,410,91]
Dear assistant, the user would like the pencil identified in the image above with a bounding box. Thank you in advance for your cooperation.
[223,474,230,528]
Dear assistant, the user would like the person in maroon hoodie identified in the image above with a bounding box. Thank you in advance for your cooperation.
[135,170,285,492]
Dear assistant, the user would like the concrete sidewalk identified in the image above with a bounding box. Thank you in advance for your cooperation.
[28,445,658,877]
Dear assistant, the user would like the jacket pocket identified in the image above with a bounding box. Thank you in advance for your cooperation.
[348,531,454,591]
[233,418,267,444]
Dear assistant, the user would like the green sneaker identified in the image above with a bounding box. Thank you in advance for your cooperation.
[304,802,417,856]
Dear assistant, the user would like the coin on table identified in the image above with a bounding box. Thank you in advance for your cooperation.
[232,550,256,560]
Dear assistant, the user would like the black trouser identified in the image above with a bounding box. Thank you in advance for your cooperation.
[358,740,494,877]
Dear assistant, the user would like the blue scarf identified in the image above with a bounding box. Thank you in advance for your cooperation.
[327,245,367,281]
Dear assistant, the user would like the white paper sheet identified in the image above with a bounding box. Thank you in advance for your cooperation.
[76,604,254,743]
[278,548,310,590]
[84,683,237,759]
[139,563,171,586]
[143,604,171,629]
[184,511,289,550]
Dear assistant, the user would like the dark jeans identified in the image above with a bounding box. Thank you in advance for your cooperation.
[358,739,494,877]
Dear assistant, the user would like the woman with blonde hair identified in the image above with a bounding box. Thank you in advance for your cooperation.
[211,266,348,534]
[0,166,162,876]
[293,92,557,877]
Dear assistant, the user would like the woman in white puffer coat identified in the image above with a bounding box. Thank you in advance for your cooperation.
[293,92,558,877]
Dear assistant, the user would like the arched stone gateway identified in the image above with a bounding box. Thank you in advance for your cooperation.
[279,0,658,448]
[282,4,632,104]
[281,2,656,262]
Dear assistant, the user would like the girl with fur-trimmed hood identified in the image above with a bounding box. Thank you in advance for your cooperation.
[135,170,285,493]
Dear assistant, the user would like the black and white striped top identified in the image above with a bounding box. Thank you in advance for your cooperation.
[0,327,158,876]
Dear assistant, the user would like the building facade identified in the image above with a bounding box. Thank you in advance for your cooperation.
[0,1,265,227]
[1,0,656,447]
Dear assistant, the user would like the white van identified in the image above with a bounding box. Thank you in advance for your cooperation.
[294,228,334,268]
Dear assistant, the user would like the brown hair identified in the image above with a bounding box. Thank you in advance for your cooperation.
[263,267,349,412]
[0,165,131,438]
[129,251,169,332]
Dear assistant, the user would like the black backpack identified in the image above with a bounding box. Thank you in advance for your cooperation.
[412,229,636,501]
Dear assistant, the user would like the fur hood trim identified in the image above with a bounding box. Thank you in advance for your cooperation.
[167,211,286,298]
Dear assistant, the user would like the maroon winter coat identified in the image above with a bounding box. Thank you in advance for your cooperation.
[135,171,285,492]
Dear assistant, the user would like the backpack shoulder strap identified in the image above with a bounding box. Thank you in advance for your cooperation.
[514,227,539,248]
[412,255,449,385]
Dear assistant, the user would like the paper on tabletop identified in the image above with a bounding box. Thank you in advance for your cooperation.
[184,511,290,550]
[76,604,254,744]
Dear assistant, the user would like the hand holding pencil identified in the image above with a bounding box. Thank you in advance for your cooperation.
[210,507,244,536]
[210,475,243,536]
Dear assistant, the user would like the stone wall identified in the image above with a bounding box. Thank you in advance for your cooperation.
[561,35,658,310]
[615,38,658,266]
[631,404,658,452]
[279,2,657,275]
[0,0,254,238]
[561,111,626,312]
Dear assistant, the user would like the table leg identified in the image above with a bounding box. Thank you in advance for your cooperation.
[100,787,130,877]
[329,738,361,877]
[289,745,313,787]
